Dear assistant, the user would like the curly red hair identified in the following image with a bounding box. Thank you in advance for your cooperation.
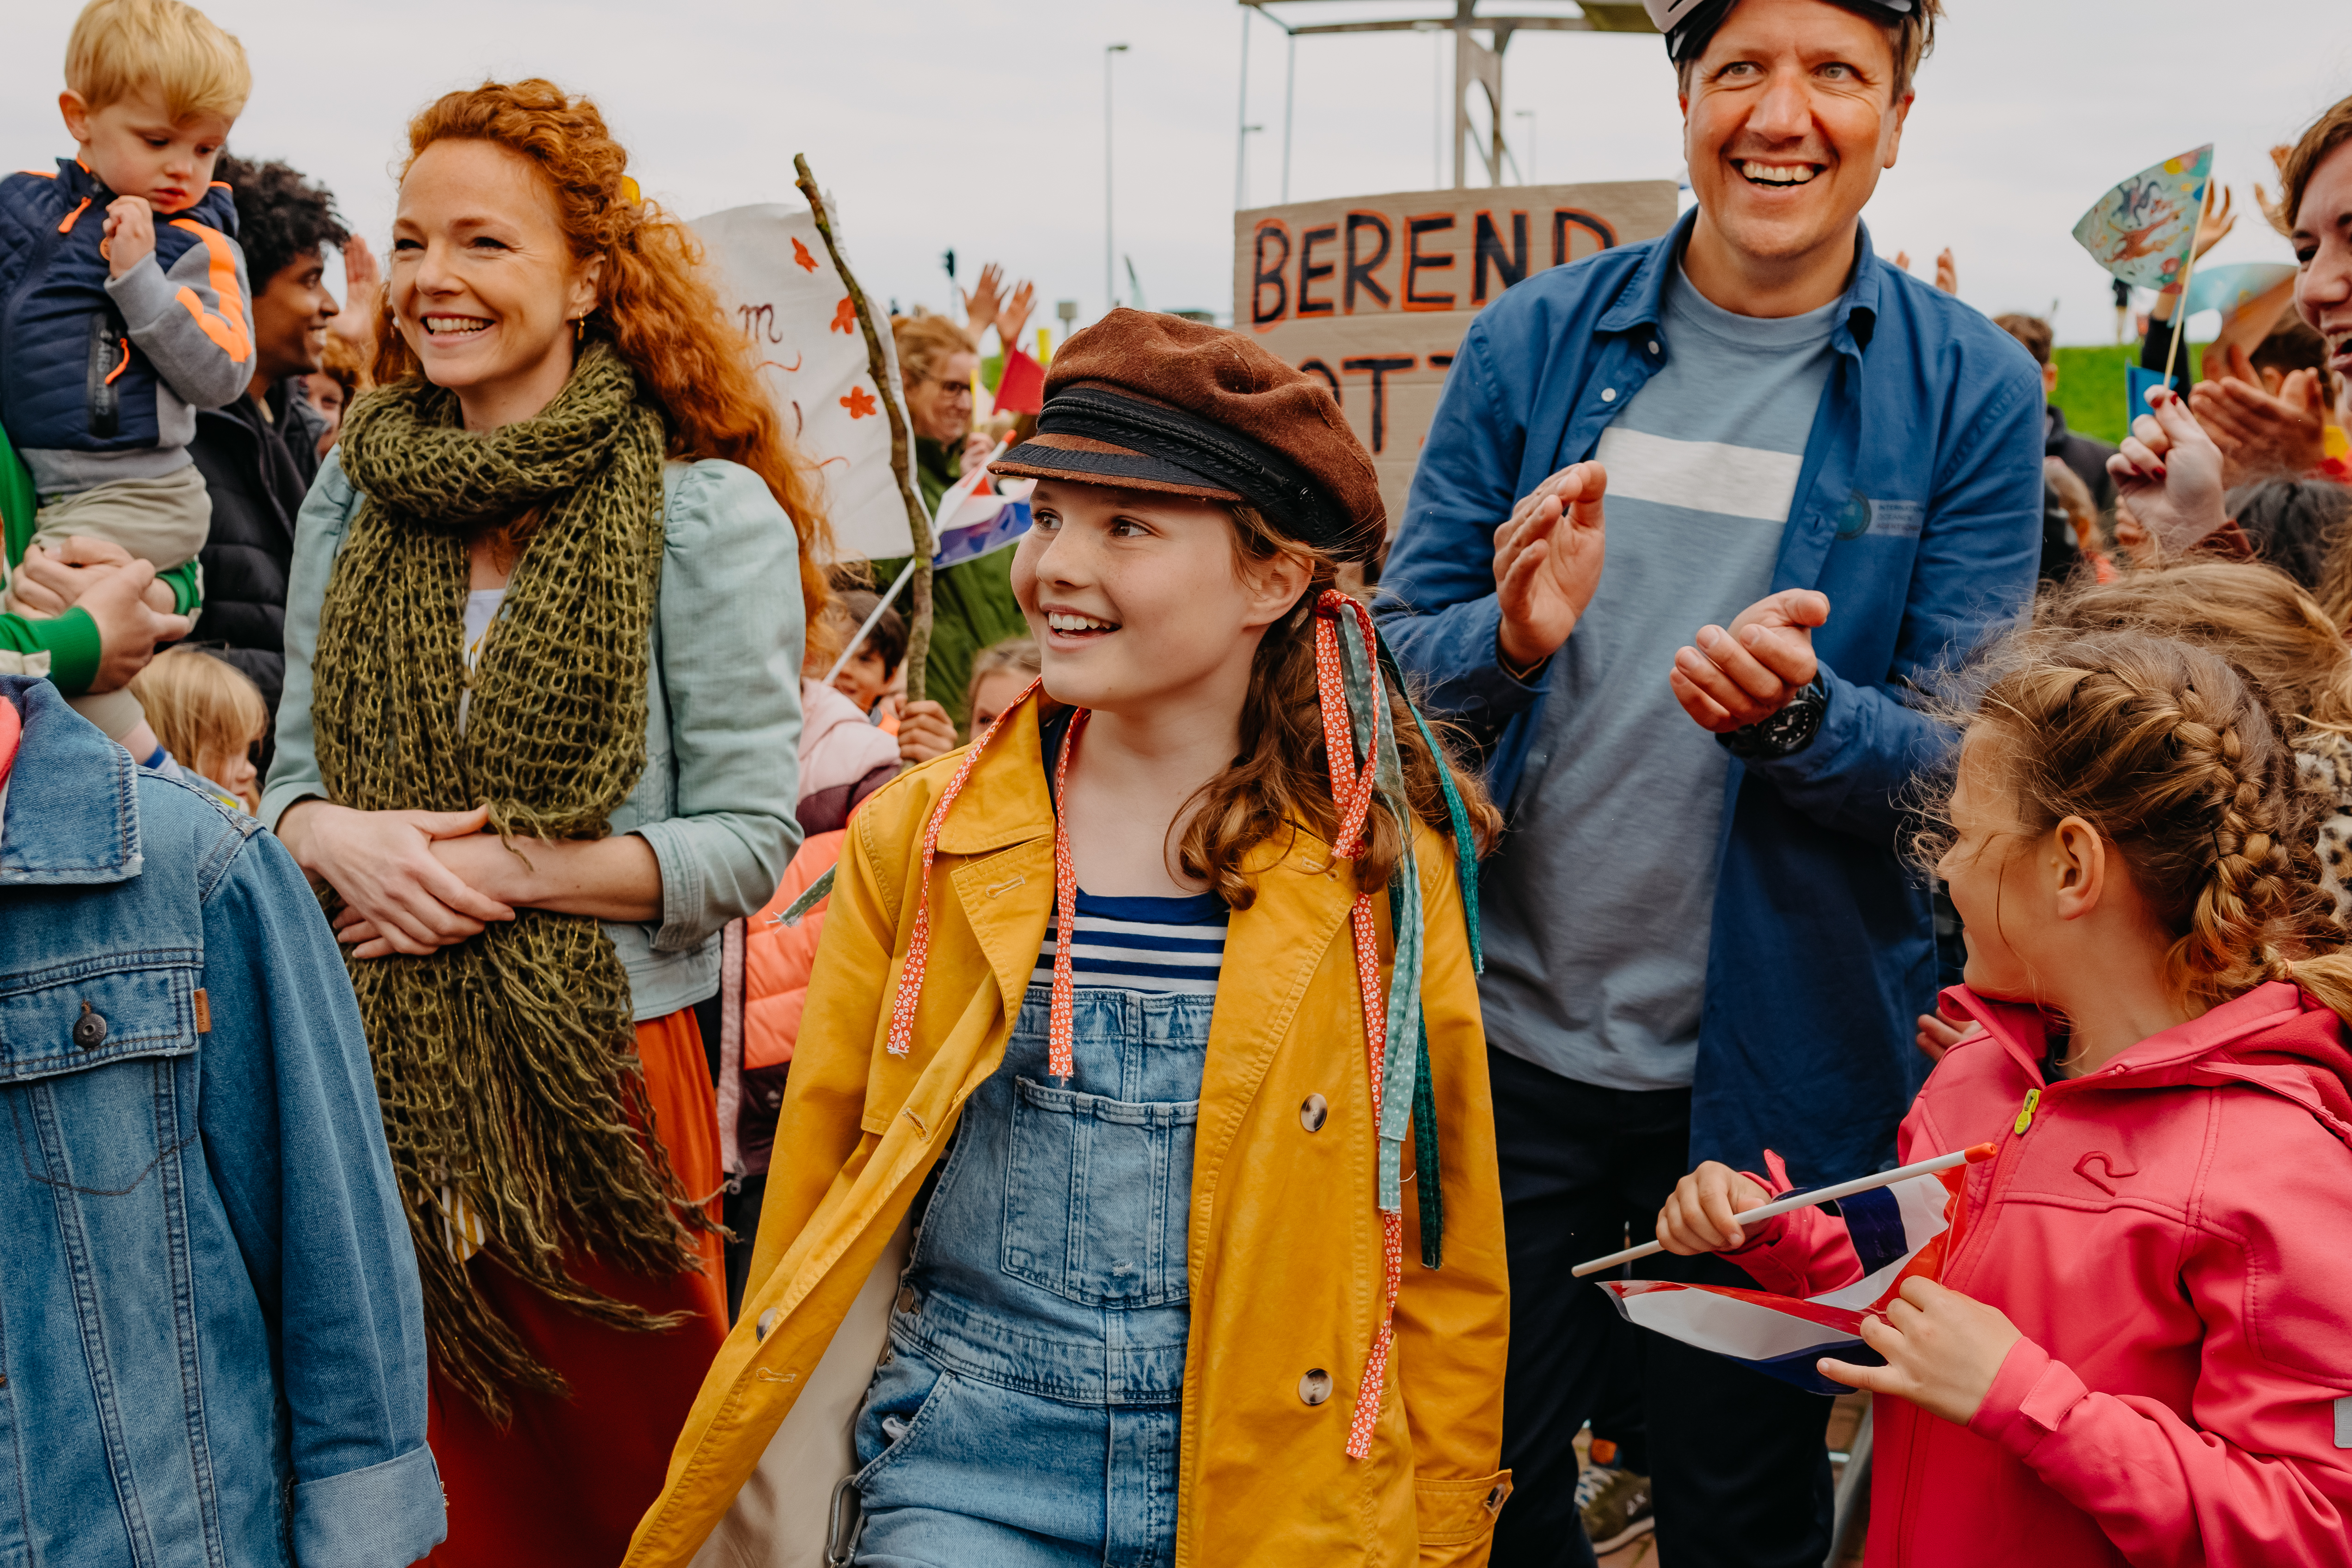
[375,79,833,628]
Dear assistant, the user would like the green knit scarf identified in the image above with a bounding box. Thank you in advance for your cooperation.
[316,345,706,1420]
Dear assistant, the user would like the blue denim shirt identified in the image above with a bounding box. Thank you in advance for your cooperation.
[261,453,806,1020]
[1378,211,2045,1184]
[0,675,442,1568]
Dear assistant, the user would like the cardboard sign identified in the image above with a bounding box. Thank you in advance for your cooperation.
[1234,180,1679,528]
[692,202,916,561]
[1242,175,1684,524]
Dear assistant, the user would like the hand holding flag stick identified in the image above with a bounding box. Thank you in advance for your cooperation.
[1571,1142,1998,1279]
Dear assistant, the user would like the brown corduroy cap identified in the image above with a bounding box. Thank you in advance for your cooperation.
[991,308,1386,562]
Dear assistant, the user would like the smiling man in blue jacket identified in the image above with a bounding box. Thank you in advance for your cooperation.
[1377,1,2040,1564]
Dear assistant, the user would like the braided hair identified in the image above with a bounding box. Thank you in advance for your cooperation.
[1942,630,2352,1016]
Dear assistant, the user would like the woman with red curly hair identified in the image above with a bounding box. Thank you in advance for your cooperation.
[259,80,827,1565]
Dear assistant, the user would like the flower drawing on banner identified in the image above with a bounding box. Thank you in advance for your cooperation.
[830,297,857,334]
[841,385,877,419]
[791,236,820,273]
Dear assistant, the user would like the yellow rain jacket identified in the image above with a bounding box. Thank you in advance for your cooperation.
[626,694,1510,1567]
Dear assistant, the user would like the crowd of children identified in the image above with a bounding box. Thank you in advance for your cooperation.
[7,0,2352,1566]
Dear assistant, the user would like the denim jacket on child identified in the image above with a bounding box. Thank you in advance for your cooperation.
[0,675,443,1568]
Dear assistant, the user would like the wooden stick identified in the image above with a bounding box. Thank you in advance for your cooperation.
[2158,178,2213,392]
[793,154,937,703]
[1569,1142,1999,1280]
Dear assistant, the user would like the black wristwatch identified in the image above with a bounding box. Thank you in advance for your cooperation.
[1717,674,1828,760]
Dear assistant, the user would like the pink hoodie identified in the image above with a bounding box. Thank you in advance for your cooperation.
[1728,981,2352,1567]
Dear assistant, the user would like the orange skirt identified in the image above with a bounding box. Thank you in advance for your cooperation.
[425,1007,728,1568]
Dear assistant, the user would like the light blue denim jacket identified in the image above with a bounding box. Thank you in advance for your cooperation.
[261,453,806,1019]
[0,675,443,1568]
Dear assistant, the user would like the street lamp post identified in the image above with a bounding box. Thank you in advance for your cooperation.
[1105,42,1129,322]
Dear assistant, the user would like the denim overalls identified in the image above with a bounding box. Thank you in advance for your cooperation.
[850,978,1212,1568]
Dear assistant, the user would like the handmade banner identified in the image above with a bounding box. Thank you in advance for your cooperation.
[1234,180,1678,528]
[2071,145,2213,292]
[692,202,915,561]
[1600,1163,1967,1395]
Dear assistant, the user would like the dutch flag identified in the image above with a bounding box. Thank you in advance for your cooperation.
[1599,1164,1966,1396]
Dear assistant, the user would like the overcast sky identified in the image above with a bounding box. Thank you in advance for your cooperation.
[12,0,2349,345]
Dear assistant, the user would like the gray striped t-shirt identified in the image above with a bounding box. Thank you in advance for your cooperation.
[1479,263,1838,1091]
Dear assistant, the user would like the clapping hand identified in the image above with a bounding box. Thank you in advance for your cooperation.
[328,234,384,349]
[1671,589,1828,733]
[1491,462,1608,671]
[2190,350,2328,486]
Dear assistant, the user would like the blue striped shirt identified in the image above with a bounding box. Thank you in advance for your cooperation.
[1035,889,1228,995]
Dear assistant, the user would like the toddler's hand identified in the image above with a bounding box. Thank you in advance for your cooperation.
[142,577,176,614]
[1818,1276,2024,1425]
[102,196,156,277]
[1655,1160,1773,1255]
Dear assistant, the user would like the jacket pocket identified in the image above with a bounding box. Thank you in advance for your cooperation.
[1413,1470,1513,1551]
[1000,1077,1198,1307]
[1,954,200,1198]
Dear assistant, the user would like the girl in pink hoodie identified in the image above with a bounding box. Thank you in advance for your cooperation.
[1659,630,2352,1567]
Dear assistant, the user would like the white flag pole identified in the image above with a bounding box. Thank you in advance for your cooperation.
[1570,1141,1998,1280]
[821,555,921,690]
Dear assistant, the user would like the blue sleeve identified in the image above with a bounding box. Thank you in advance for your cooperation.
[631,459,805,953]
[1744,364,2044,841]
[196,821,445,1568]
[1376,320,1554,727]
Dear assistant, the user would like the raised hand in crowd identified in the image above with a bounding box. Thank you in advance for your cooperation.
[1670,588,1830,733]
[1491,460,1608,672]
[1934,247,1957,294]
[895,698,959,766]
[2109,386,2228,555]
[327,232,382,349]
[961,259,1006,348]
[2190,353,2330,484]
[999,279,1037,352]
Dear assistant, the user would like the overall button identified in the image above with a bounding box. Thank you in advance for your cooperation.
[73,1002,108,1050]
[1599,387,1617,402]
[755,1308,780,1341]
[1646,339,1661,354]
[1300,1094,1329,1133]
[895,1284,919,1314]
[1299,1369,1334,1406]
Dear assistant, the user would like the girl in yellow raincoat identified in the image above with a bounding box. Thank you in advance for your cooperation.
[628,310,1514,1568]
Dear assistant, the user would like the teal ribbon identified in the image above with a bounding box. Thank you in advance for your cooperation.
[1377,636,1482,975]
[1412,1009,1443,1268]
[1335,612,1421,1217]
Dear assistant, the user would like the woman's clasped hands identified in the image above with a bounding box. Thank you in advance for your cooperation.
[283,801,518,960]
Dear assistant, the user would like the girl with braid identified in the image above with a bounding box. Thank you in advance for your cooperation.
[259,81,825,1567]
[625,312,1513,1568]
[1658,631,2352,1568]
